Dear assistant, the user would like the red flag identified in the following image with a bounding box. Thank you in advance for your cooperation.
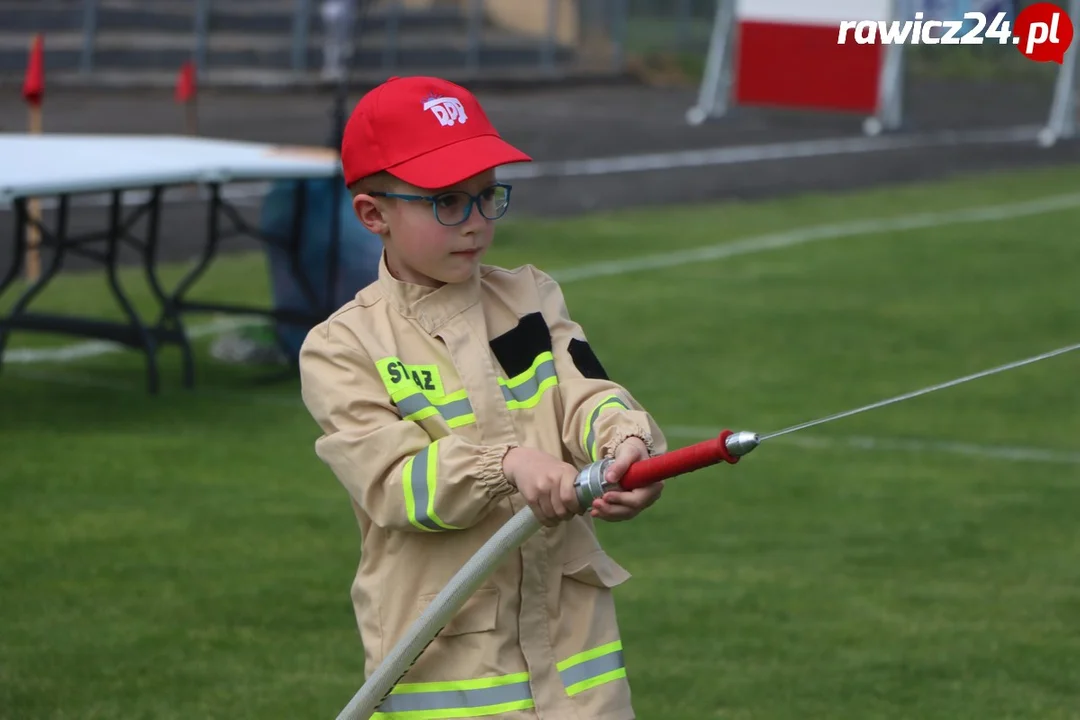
[175,61,196,104]
[22,33,44,108]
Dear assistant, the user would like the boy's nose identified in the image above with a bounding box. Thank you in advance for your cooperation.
[461,204,489,232]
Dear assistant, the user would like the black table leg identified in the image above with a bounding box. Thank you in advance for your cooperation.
[140,187,196,389]
[0,199,35,375]
[0,199,28,307]
[102,189,161,394]
[1,175,338,396]
[169,183,222,322]
[171,180,331,347]
[0,196,74,365]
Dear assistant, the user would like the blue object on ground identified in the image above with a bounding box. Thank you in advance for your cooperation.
[259,176,383,363]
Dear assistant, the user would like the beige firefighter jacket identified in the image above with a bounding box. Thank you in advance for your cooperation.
[299,252,667,720]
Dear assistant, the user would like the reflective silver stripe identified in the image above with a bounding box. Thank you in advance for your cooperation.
[438,395,474,420]
[559,650,625,688]
[396,392,433,418]
[378,679,533,713]
[502,357,558,403]
[408,445,441,532]
[395,392,474,423]
[584,396,629,457]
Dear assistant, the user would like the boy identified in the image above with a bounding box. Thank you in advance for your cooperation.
[299,76,668,720]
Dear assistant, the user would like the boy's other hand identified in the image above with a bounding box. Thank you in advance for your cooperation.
[503,447,582,527]
[593,437,662,522]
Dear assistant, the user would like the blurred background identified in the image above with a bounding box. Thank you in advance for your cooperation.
[2,1,1079,719]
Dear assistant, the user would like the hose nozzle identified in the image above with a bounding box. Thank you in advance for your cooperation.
[573,427,761,502]
[724,430,760,458]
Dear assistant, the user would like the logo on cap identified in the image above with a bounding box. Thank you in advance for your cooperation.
[423,95,468,127]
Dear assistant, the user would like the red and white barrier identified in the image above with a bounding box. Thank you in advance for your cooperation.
[732,0,891,115]
[688,0,1080,148]
[686,0,904,134]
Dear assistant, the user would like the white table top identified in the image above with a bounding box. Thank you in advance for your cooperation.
[0,133,342,201]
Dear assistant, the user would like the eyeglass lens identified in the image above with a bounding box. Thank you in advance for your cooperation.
[434,185,509,225]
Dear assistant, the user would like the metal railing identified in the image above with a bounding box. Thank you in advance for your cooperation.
[61,0,718,79]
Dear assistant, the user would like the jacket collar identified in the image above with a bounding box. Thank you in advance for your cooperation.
[377,250,481,333]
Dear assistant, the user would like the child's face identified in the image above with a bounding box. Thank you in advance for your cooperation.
[354,170,502,287]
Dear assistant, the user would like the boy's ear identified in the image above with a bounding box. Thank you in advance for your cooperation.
[352,193,389,235]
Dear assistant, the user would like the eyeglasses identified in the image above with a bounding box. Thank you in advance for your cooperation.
[370,183,513,227]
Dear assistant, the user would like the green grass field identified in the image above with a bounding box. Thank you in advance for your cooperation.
[3,165,1080,719]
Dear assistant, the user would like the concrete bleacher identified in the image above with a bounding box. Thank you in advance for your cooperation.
[0,0,593,88]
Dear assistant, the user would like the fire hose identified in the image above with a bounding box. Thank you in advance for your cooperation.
[335,340,1080,720]
[334,429,760,720]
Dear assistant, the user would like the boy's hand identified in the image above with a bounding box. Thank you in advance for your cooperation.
[592,437,663,522]
[503,447,582,527]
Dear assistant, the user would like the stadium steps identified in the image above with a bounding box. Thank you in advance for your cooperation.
[0,0,590,87]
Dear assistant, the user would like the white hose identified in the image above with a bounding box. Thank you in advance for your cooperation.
[335,505,542,720]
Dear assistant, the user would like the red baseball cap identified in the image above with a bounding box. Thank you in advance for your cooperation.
[340,76,532,189]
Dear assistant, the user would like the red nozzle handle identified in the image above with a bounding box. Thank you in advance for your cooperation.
[619,430,739,491]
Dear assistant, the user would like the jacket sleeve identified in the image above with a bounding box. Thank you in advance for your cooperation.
[532,268,668,467]
[299,317,518,533]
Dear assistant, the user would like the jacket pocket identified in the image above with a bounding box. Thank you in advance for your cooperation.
[562,550,632,589]
[417,585,499,637]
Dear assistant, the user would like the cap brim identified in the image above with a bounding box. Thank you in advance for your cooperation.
[386,134,532,189]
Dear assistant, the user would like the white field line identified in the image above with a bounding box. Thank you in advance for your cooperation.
[550,191,1080,282]
[498,125,1042,180]
[4,315,256,364]
[665,425,1080,466]
[7,190,1080,365]
[0,125,1040,212]
[7,366,302,407]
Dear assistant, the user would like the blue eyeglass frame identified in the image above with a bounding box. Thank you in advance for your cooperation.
[369,182,514,227]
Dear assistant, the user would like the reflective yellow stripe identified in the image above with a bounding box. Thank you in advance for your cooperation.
[557,641,627,697]
[374,672,534,719]
[399,389,474,426]
[582,396,630,462]
[400,455,426,532]
[499,351,559,409]
[395,392,443,423]
[556,640,623,672]
[377,352,558,426]
[379,358,476,426]
[372,699,534,720]
[428,389,476,428]
[370,643,626,718]
[565,668,627,697]
[402,441,461,532]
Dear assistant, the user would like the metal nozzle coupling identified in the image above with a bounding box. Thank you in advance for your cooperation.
[725,430,760,458]
[573,458,612,509]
